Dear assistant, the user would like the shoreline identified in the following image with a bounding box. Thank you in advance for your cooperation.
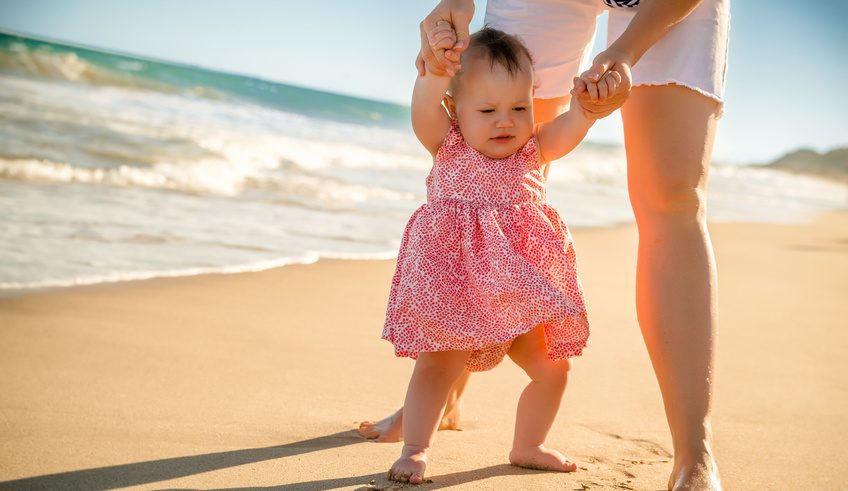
[2,210,844,300]
[1,212,846,489]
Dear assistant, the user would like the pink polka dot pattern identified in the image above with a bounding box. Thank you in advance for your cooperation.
[382,119,589,372]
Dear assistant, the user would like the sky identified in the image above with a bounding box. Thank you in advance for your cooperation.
[1,0,847,163]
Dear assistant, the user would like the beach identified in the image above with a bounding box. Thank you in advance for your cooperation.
[1,212,846,490]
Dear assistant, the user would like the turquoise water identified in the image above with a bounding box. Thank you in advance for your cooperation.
[1,30,845,293]
[0,31,410,128]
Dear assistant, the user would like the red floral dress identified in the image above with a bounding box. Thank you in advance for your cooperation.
[382,119,589,371]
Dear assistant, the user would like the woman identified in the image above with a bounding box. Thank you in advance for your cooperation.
[361,1,728,489]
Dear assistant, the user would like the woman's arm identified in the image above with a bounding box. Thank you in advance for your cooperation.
[575,0,704,103]
[607,0,704,68]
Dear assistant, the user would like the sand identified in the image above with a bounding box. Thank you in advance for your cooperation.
[1,213,846,490]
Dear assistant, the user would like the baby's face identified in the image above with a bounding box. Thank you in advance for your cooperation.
[449,55,535,160]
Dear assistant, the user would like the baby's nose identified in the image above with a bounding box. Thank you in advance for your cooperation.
[495,116,514,128]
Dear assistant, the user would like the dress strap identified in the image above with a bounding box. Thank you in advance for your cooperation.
[443,117,464,147]
[519,125,543,169]
[436,117,465,160]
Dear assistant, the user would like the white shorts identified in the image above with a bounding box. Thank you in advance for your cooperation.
[485,0,730,111]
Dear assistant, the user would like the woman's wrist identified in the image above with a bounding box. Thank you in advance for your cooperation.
[603,42,637,68]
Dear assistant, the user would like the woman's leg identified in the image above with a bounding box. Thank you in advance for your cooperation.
[388,350,470,484]
[506,324,577,472]
[621,84,721,490]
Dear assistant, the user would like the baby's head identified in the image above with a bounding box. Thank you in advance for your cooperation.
[444,27,535,159]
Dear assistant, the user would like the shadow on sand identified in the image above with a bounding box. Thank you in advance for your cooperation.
[0,430,628,490]
[0,430,364,490]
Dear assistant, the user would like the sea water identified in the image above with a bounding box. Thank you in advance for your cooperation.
[1,32,845,293]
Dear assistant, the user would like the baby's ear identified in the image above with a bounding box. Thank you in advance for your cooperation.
[443,94,457,118]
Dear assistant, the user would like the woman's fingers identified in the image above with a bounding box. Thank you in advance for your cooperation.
[602,72,618,102]
[610,70,623,85]
[444,0,475,53]
[420,1,473,69]
[430,30,456,51]
[586,80,599,103]
[420,18,450,73]
[428,22,454,44]
[597,75,609,101]
[594,69,622,102]
[419,21,449,76]
[425,20,462,74]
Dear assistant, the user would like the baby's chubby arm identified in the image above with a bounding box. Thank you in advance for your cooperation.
[536,103,595,164]
[412,21,458,156]
[536,71,623,162]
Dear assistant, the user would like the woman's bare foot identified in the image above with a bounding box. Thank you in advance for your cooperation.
[668,454,722,490]
[358,403,462,442]
[388,446,428,484]
[508,444,578,472]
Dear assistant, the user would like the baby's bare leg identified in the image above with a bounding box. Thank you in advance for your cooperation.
[440,368,469,430]
[358,370,470,442]
[388,350,470,484]
[507,324,577,472]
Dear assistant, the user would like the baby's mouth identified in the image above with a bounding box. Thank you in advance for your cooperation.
[491,135,514,144]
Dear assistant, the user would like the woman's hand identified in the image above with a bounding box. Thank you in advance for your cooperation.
[415,0,475,77]
[570,48,634,119]
[421,20,457,77]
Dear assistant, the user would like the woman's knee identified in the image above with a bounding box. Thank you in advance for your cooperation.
[622,86,718,225]
[630,184,707,224]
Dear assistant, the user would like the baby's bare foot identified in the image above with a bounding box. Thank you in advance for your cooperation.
[358,405,462,442]
[358,408,403,442]
[439,403,462,431]
[668,457,722,491]
[509,444,578,473]
[388,447,428,484]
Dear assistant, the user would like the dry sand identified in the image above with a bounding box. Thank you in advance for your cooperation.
[1,213,846,490]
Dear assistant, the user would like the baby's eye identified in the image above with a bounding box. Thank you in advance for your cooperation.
[480,109,494,113]
[513,107,527,112]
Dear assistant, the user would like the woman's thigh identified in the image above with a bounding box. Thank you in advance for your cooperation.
[621,84,721,221]
[608,0,731,116]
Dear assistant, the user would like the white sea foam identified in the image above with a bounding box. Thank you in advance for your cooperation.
[1,66,846,294]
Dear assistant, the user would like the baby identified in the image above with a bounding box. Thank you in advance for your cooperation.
[380,22,620,483]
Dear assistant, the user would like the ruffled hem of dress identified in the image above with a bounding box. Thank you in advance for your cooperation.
[383,310,589,372]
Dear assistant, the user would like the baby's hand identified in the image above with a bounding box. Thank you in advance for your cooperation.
[571,70,625,120]
[424,20,460,76]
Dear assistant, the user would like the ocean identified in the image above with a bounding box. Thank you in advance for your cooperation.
[1,31,845,294]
